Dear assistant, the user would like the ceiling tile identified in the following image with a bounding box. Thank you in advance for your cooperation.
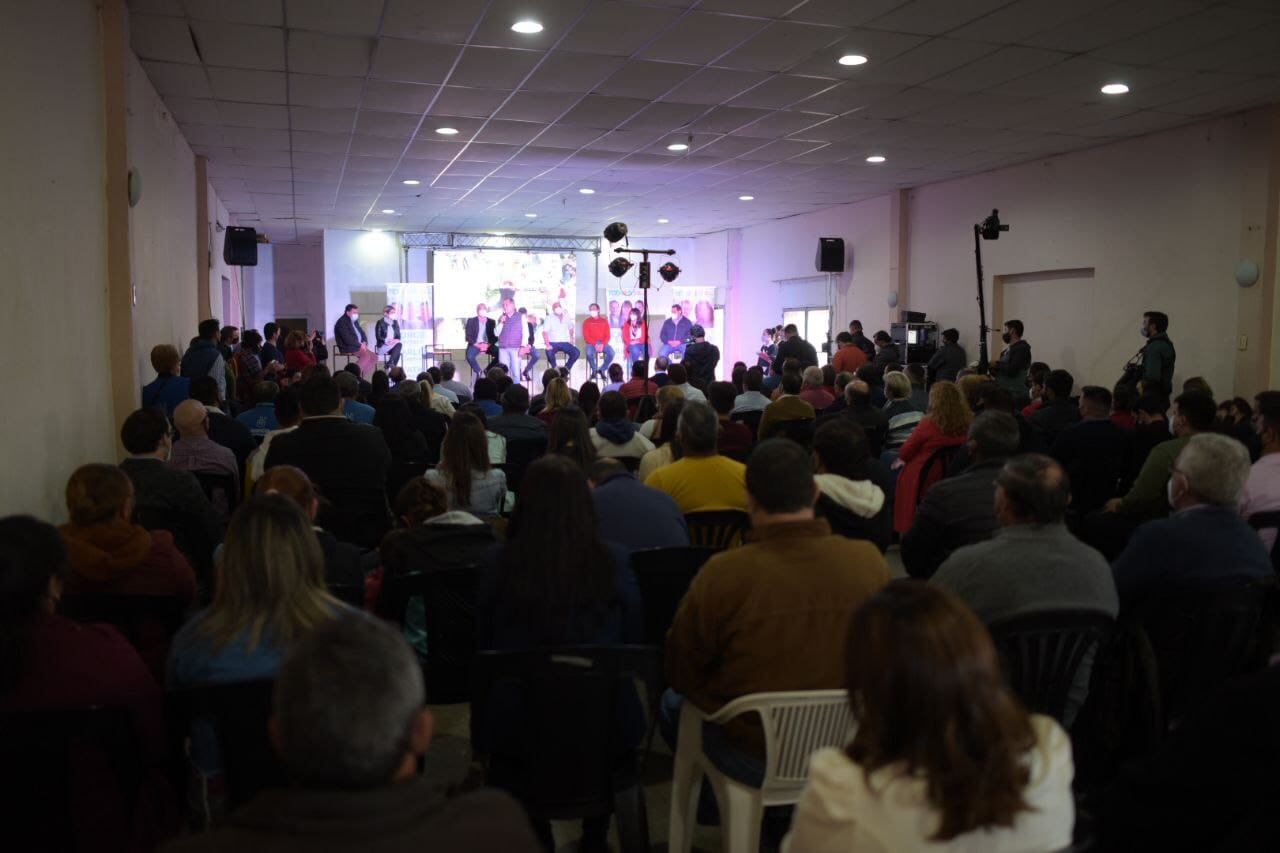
[863,0,1015,36]
[190,21,285,71]
[362,81,438,114]
[558,2,684,56]
[594,60,697,100]
[727,75,841,111]
[736,110,829,139]
[288,31,372,77]
[290,130,352,153]
[663,67,771,104]
[218,101,289,128]
[1020,0,1206,53]
[784,0,916,28]
[522,51,624,92]
[130,14,202,64]
[349,134,408,157]
[718,22,848,73]
[448,47,542,89]
[429,86,509,118]
[619,100,707,130]
[688,106,773,134]
[637,12,769,65]
[284,0,383,36]
[355,110,423,138]
[288,73,364,108]
[1087,6,1264,66]
[558,95,650,129]
[290,106,357,133]
[182,0,282,26]
[469,0,592,50]
[380,0,484,43]
[165,97,222,125]
[949,0,1114,43]
[786,28,930,76]
[533,125,604,149]
[207,68,287,103]
[495,91,580,123]
[473,119,548,146]
[856,38,1000,86]
[372,38,461,83]
[140,60,213,98]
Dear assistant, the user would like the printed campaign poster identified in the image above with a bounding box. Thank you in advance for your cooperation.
[432,251,578,349]
[602,283,723,370]
[385,283,435,365]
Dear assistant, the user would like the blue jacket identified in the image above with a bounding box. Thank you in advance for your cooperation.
[592,472,690,552]
[235,402,279,437]
[141,374,191,418]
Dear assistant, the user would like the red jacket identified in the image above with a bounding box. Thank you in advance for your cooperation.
[582,316,611,346]
[892,417,968,533]
[623,320,646,347]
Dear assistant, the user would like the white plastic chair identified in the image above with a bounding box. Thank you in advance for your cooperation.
[668,690,855,853]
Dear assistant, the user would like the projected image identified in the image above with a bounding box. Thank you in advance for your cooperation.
[433,250,578,348]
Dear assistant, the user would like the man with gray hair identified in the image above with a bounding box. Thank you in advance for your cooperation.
[933,453,1118,724]
[644,401,747,513]
[1112,432,1272,610]
[165,615,539,851]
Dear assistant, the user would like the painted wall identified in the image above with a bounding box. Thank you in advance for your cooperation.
[269,242,325,333]
[323,229,401,344]
[0,0,114,520]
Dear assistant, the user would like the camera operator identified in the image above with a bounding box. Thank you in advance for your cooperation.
[1120,311,1175,398]
[991,319,1031,405]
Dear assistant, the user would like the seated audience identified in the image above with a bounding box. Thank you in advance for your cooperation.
[759,373,816,440]
[438,361,472,401]
[235,381,280,439]
[167,494,343,687]
[471,377,504,420]
[831,331,868,375]
[893,381,973,534]
[457,402,507,465]
[189,375,254,470]
[905,363,930,410]
[335,371,375,425]
[1105,390,1216,520]
[1112,433,1272,610]
[170,399,241,512]
[281,329,316,371]
[588,458,690,552]
[602,363,624,393]
[424,411,506,517]
[902,412,1020,579]
[1028,368,1081,450]
[1218,395,1262,461]
[855,363,887,408]
[667,363,706,403]
[59,464,195,602]
[732,366,772,414]
[164,615,539,852]
[395,378,449,458]
[822,379,889,457]
[577,380,602,423]
[619,360,655,401]
[882,371,924,454]
[638,397,685,481]
[664,440,890,764]
[1051,385,1131,514]
[265,374,392,548]
[1111,382,1137,431]
[770,358,802,402]
[651,355,672,388]
[1128,391,1172,476]
[119,407,223,547]
[811,420,891,551]
[547,406,597,472]
[784,583,1073,852]
[231,330,266,405]
[645,402,747,513]
[256,466,363,590]
[590,391,655,460]
[708,381,754,460]
[933,454,1118,724]
[798,366,835,410]
[640,385,686,442]
[1020,362,1052,419]
[142,343,191,418]
[248,386,300,486]
[535,377,572,425]
[373,395,431,464]
[1241,390,1280,551]
[489,385,546,443]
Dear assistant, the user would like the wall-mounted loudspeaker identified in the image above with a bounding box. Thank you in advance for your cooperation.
[223,226,259,266]
[816,237,844,273]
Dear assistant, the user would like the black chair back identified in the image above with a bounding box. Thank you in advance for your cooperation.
[377,566,480,704]
[327,583,365,608]
[684,509,751,550]
[169,679,283,810]
[915,443,961,504]
[988,610,1115,726]
[59,594,188,646]
[1246,510,1280,574]
[194,471,240,513]
[503,435,548,494]
[616,455,642,473]
[770,416,815,448]
[731,408,763,437]
[0,705,141,852]
[386,461,431,504]
[133,505,215,592]
[630,547,716,648]
[471,645,658,852]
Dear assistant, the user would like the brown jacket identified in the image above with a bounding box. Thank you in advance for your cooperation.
[666,518,890,754]
[59,519,196,602]
[758,395,816,440]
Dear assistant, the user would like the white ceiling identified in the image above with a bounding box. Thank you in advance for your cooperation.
[128,0,1280,244]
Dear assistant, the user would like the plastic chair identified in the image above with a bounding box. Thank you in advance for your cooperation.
[376,566,480,704]
[1246,510,1280,574]
[684,509,751,550]
[630,547,716,649]
[669,690,855,853]
[988,610,1115,726]
[194,471,240,513]
[730,409,763,437]
[470,645,660,853]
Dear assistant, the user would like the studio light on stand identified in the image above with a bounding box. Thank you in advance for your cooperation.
[604,220,678,397]
[973,208,1010,374]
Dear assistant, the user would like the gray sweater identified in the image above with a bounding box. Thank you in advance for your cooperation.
[932,522,1118,725]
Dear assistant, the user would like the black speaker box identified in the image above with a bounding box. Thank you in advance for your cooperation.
[223,226,259,266]
[816,237,844,273]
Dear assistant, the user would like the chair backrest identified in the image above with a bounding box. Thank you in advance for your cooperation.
[503,435,548,494]
[713,690,855,804]
[377,566,480,704]
[684,509,751,550]
[170,678,283,810]
[133,505,215,591]
[770,417,815,449]
[915,443,961,504]
[194,470,240,513]
[0,705,141,851]
[988,610,1115,725]
[1246,510,1280,573]
[630,547,716,647]
[385,461,431,504]
[470,645,659,819]
[58,594,189,672]
[731,409,763,436]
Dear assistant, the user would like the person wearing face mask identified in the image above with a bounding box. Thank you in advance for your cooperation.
[334,303,377,376]
[375,305,403,369]
[1111,433,1271,612]
[465,302,498,383]
[658,303,692,360]
[540,301,580,375]
[623,308,647,375]
[991,319,1032,403]
[582,302,614,382]
[1121,311,1176,398]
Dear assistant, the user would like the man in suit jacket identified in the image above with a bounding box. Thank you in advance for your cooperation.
[774,324,818,369]
[464,303,498,383]
[375,305,402,369]
[118,408,223,547]
[334,303,376,376]
[266,374,392,548]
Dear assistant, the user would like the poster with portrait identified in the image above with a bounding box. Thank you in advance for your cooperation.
[432,250,578,349]
[602,283,723,368]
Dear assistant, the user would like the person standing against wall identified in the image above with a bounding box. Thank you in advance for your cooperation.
[992,320,1031,404]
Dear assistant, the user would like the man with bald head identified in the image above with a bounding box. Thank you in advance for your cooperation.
[932,454,1118,724]
[170,398,241,502]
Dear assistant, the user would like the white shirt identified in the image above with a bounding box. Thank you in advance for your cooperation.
[543,313,572,342]
[676,382,707,403]
[782,715,1074,853]
[733,390,771,413]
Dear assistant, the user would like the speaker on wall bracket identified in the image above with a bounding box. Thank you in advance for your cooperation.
[223,226,259,266]
[816,237,845,273]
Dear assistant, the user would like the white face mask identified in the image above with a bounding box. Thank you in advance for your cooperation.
[589,310,598,318]
[350,313,359,322]
[1169,415,1179,436]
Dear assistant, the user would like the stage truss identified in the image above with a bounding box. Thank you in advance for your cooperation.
[399,232,602,254]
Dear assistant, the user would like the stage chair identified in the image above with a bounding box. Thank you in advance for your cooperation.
[685,509,751,550]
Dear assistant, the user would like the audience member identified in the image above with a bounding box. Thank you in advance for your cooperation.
[142,344,191,417]
[395,379,449,461]
[882,371,924,454]
[892,381,972,534]
[577,380,601,422]
[189,375,254,470]
[231,329,266,405]
[1241,390,1280,552]
[731,366,771,414]
[164,614,539,852]
[730,363,747,395]
[1028,369,1082,450]
[1128,392,1171,474]
[1050,385,1131,514]
[424,411,506,517]
[903,363,929,410]
[248,386,300,485]
[470,377,502,420]
[902,411,1021,579]
[255,467,363,590]
[588,458,690,552]
[535,377,571,425]
[824,379,888,458]
[259,321,283,369]
[992,319,1033,402]
[668,363,706,403]
[759,373,816,440]
[651,354,673,388]
[638,397,685,481]
[1105,390,1215,520]
[811,420,891,551]
[1182,376,1214,398]
[872,330,899,372]
[926,327,967,384]
[831,331,867,375]
[372,396,431,464]
[1217,395,1261,461]
[590,391,655,460]
[645,402,746,513]
[1110,382,1137,431]
[664,439,890,768]
[235,381,280,439]
[119,407,223,547]
[170,399,241,510]
[682,324,720,386]
[1112,433,1272,610]
[933,454,1118,724]
[770,357,803,401]
[783,583,1073,852]
[217,325,240,361]
[437,361,471,402]
[265,374,392,548]
[1138,311,1177,398]
[547,406,597,472]
[181,318,227,400]
[282,329,317,372]
[708,381,754,460]
[798,365,835,409]
[855,363,887,407]
[488,384,547,445]
[602,363,625,393]
[334,371,374,425]
[618,360,653,401]
[848,319,876,360]
[774,323,819,370]
[639,385,684,440]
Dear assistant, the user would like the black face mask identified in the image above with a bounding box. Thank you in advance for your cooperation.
[1001,332,1012,344]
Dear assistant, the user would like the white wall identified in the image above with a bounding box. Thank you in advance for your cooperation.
[268,242,325,332]
[127,50,197,390]
[206,187,240,324]
[0,0,114,520]
[323,229,401,343]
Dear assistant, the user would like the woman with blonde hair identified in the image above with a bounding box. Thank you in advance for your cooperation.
[892,381,972,533]
[535,376,572,425]
[784,583,1073,851]
[639,383,685,441]
[255,466,363,590]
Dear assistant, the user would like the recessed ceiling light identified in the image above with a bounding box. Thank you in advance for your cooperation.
[1100,82,1130,95]
[381,208,396,214]
[658,218,670,224]
[838,54,869,66]
[435,126,459,135]
[738,195,754,201]
[511,20,543,34]
[866,155,886,164]
[401,179,420,185]
[667,142,689,151]
[579,187,595,194]
[524,213,537,218]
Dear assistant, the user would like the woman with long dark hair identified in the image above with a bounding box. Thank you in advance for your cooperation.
[577,380,601,423]
[784,583,1073,851]
[373,395,430,463]
[425,410,506,516]
[546,406,596,471]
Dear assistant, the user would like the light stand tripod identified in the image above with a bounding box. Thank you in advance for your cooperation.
[613,246,676,398]
[973,209,1009,375]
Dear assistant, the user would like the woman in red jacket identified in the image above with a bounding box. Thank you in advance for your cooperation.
[622,307,647,376]
[283,329,317,371]
[893,381,973,533]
